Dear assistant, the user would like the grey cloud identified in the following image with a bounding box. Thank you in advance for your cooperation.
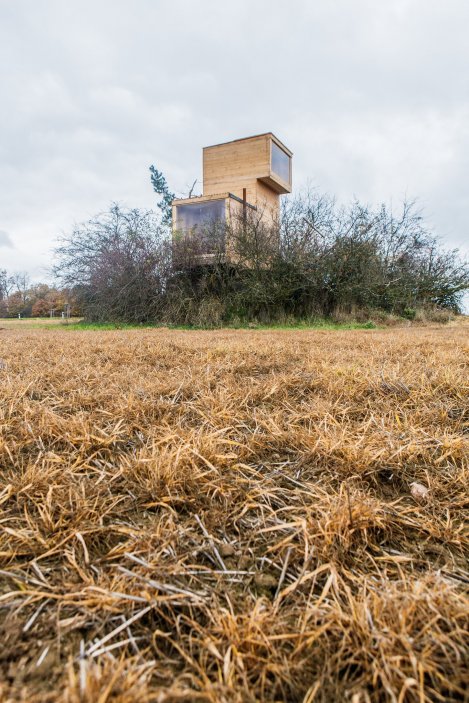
[0,231,14,248]
[0,0,468,283]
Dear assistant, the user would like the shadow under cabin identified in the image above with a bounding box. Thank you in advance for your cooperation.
[172,132,292,265]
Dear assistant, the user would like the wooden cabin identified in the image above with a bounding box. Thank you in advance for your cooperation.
[172,133,292,263]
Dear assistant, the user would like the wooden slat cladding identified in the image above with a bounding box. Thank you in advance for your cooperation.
[172,133,291,258]
[203,134,271,199]
[202,133,291,224]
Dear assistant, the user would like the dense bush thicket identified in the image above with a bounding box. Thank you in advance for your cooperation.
[53,195,469,325]
[54,205,171,323]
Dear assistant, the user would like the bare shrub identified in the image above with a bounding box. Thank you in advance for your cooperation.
[52,196,469,325]
[54,204,171,322]
[414,306,456,324]
[195,296,224,328]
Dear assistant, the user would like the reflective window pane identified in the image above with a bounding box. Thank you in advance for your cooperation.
[176,200,225,230]
[271,142,291,184]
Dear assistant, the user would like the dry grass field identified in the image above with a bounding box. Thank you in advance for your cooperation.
[0,324,468,702]
[0,318,83,330]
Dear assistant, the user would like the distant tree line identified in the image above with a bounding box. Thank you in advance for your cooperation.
[52,192,469,326]
[0,270,79,318]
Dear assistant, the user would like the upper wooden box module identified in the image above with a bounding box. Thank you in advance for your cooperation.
[203,133,292,198]
[172,133,292,239]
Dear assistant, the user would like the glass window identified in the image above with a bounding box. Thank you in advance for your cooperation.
[176,199,225,231]
[271,142,291,184]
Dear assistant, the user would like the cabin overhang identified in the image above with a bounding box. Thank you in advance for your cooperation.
[171,132,292,266]
[172,192,256,233]
[202,132,292,199]
[259,134,292,194]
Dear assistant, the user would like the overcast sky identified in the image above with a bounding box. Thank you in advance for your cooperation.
[1,0,468,280]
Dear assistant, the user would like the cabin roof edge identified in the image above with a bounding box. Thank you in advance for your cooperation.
[203,132,292,157]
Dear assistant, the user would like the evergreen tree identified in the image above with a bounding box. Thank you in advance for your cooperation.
[149,165,175,227]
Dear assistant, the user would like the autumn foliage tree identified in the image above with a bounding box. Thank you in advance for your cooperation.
[0,272,78,318]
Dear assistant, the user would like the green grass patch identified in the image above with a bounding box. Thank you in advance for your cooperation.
[63,319,379,331]
[2,317,380,332]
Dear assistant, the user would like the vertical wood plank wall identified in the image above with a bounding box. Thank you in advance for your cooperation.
[203,134,284,223]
